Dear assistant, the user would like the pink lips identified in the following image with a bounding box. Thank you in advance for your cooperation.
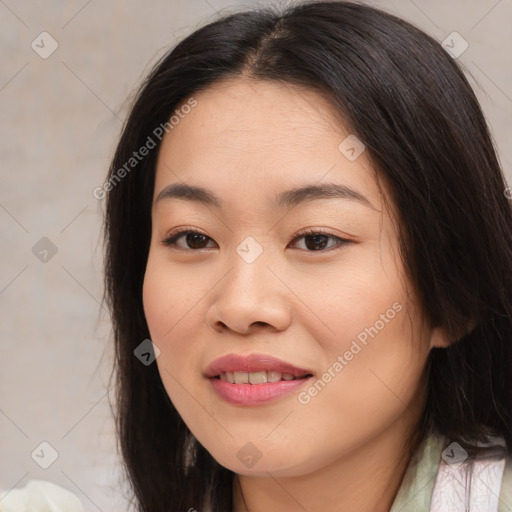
[204,353,313,378]
[204,353,314,406]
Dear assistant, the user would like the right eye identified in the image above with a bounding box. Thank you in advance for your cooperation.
[161,229,217,250]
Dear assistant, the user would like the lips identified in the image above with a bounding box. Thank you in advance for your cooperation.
[205,353,315,405]
[204,353,314,379]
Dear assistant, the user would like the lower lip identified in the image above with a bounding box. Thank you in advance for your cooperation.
[208,376,313,405]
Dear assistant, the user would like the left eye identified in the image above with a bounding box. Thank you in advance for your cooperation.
[292,231,350,251]
[161,229,351,252]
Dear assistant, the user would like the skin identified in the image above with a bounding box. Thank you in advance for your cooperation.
[142,77,450,512]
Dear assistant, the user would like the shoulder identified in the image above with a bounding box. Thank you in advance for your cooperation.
[432,433,512,512]
[0,480,84,512]
[393,428,512,512]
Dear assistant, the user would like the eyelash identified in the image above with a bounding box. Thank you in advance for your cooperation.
[160,227,352,252]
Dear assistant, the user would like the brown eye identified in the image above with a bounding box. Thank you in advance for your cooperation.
[290,229,351,252]
[161,230,216,250]
[300,233,331,251]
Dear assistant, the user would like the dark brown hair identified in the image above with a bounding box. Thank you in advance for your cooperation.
[102,1,512,510]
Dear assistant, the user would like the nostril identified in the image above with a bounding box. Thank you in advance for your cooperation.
[252,321,268,327]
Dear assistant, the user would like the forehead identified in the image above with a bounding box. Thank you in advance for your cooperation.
[153,77,385,213]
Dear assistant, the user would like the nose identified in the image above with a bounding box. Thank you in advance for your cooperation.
[206,246,292,336]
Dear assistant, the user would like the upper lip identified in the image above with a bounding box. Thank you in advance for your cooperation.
[204,353,314,378]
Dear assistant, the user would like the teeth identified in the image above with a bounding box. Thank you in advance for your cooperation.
[267,371,282,383]
[219,371,303,384]
[249,371,267,384]
[234,371,249,384]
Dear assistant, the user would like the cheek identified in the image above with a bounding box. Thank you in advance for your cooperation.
[142,261,169,345]
[142,252,203,344]
[295,304,429,469]
[298,242,428,431]
[142,253,209,393]
[142,257,191,373]
[310,237,407,355]
[142,258,204,423]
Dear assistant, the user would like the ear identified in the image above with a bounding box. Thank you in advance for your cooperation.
[429,320,477,349]
[429,326,451,349]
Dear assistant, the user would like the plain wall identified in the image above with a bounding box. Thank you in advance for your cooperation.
[1,0,511,510]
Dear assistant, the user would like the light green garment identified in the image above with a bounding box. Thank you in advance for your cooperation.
[390,428,512,511]
[500,457,512,511]
[389,429,445,511]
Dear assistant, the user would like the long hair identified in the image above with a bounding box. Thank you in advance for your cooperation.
[101,1,512,510]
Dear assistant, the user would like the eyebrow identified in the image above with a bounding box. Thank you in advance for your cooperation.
[155,182,375,210]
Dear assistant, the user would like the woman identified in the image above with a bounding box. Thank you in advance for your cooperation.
[100,1,512,511]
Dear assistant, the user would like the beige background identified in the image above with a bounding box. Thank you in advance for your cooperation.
[1,0,510,510]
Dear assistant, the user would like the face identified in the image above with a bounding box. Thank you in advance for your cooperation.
[142,77,448,477]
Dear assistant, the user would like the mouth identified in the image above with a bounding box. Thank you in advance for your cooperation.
[211,370,314,384]
[205,355,315,405]
[204,352,315,384]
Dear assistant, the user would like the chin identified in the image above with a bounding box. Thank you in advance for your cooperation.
[208,446,317,478]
